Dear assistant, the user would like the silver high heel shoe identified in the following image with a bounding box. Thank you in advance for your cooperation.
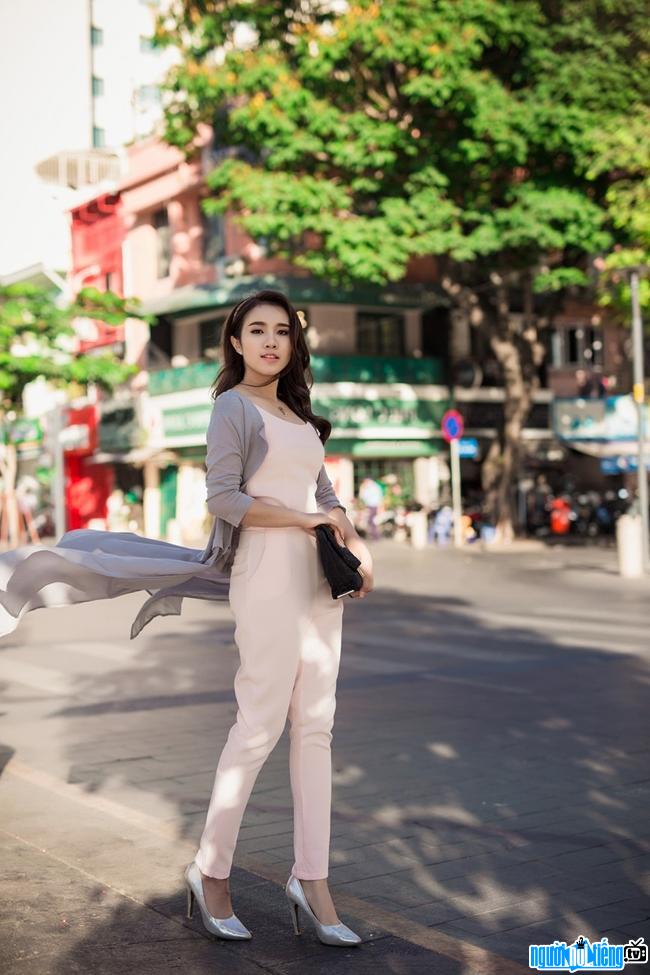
[285,874,362,946]
[184,862,252,940]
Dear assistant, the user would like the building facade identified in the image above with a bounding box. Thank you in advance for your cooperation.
[61,125,640,542]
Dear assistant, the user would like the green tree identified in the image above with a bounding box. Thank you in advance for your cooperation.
[0,283,145,544]
[154,0,649,540]
[583,106,650,321]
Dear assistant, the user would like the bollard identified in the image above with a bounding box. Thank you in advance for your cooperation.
[616,513,644,578]
[166,518,183,545]
[409,509,429,549]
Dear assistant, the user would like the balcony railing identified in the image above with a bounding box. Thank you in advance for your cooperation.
[148,354,446,396]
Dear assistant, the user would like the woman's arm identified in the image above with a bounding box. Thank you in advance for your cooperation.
[314,462,374,576]
[205,405,255,525]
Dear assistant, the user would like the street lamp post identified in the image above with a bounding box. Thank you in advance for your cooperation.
[630,268,649,571]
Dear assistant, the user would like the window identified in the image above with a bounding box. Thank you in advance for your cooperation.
[153,207,171,278]
[545,325,603,369]
[104,271,119,292]
[92,75,104,96]
[200,209,226,263]
[92,126,106,148]
[136,83,160,107]
[90,25,103,46]
[199,316,226,361]
[356,311,405,356]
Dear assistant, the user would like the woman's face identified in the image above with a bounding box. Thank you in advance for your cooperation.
[233,302,293,379]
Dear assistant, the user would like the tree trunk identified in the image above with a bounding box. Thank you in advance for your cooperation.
[441,268,545,542]
[482,272,542,542]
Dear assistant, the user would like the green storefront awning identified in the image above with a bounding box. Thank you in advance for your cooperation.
[173,439,440,460]
[327,439,441,458]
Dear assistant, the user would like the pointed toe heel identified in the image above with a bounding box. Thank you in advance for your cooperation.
[284,874,362,947]
[184,861,252,941]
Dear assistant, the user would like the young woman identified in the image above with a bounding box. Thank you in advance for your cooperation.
[184,289,374,947]
[0,287,374,946]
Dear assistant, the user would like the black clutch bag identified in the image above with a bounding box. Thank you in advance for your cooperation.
[314,524,364,599]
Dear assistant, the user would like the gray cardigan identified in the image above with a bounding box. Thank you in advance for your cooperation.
[204,388,345,571]
[0,387,345,642]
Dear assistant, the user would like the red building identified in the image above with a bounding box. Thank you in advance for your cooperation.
[70,191,125,352]
[67,192,128,527]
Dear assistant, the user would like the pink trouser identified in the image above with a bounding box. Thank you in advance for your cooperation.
[194,525,344,880]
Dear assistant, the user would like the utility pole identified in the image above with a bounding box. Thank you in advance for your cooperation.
[630,268,649,570]
[46,404,67,540]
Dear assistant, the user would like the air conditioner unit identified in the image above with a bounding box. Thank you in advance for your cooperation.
[216,255,247,278]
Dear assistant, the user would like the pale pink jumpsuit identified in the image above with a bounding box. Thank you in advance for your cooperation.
[193,402,344,880]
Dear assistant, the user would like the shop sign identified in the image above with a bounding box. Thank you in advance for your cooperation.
[553,395,650,442]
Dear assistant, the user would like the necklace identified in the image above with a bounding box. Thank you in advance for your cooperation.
[239,382,290,417]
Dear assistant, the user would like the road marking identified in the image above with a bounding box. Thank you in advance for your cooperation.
[420,673,529,695]
[345,632,542,663]
[473,609,649,639]
[529,605,650,626]
[343,652,424,674]
[0,658,70,694]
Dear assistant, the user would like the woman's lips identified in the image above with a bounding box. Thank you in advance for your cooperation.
[261,355,279,360]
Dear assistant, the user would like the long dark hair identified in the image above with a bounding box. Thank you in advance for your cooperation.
[210,289,333,443]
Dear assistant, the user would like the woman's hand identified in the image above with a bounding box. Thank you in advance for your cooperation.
[343,533,374,599]
[349,564,374,599]
[300,511,347,547]
[299,515,375,598]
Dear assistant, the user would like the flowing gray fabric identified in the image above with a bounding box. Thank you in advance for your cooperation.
[0,389,346,641]
[0,529,234,640]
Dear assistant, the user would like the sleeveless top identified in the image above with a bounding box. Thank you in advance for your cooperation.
[241,400,325,530]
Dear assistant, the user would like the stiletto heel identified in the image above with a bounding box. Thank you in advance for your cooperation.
[284,874,362,946]
[183,861,252,940]
[288,899,301,935]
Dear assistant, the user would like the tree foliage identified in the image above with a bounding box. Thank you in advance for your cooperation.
[153,0,650,535]
[0,283,148,544]
[155,0,647,281]
[0,283,146,411]
[583,105,650,317]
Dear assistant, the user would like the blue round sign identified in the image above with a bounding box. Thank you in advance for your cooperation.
[441,409,464,442]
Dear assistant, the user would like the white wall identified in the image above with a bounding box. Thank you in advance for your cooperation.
[0,0,179,277]
[91,0,179,148]
[0,0,91,274]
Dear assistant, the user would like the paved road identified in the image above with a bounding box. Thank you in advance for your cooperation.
[1,539,649,973]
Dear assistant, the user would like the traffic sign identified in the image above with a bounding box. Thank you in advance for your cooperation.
[441,409,464,442]
[458,437,479,459]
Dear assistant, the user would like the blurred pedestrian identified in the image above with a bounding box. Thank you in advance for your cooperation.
[358,477,383,541]
[432,504,454,546]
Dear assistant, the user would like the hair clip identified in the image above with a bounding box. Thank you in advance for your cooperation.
[296,309,307,329]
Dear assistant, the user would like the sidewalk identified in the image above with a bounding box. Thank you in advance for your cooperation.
[1,540,648,971]
[1,760,526,974]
